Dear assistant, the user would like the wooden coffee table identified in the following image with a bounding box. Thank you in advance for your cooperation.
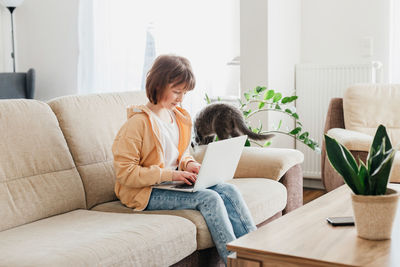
[227,184,400,267]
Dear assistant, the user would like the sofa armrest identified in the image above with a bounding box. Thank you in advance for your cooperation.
[322,98,345,192]
[327,128,372,152]
[234,147,303,180]
[191,146,304,181]
[324,98,345,134]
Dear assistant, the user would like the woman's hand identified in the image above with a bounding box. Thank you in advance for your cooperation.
[186,161,201,174]
[172,170,197,185]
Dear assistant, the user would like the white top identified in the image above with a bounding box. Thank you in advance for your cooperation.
[151,110,180,170]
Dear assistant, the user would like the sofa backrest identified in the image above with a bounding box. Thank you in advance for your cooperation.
[0,100,86,231]
[343,84,400,146]
[48,91,148,209]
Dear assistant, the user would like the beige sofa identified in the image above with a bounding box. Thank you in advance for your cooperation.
[322,84,400,192]
[0,91,304,266]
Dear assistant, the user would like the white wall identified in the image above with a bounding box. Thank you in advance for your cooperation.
[0,7,13,72]
[225,0,240,97]
[240,0,301,149]
[0,9,5,71]
[267,0,301,148]
[301,0,391,81]
[240,0,269,93]
[16,0,79,100]
[240,0,269,141]
[240,0,273,142]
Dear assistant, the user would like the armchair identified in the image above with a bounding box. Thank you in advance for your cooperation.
[322,84,400,192]
[0,68,35,99]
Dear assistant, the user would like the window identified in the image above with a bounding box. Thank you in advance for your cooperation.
[78,0,240,115]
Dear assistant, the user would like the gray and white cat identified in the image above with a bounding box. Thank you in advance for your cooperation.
[193,102,275,145]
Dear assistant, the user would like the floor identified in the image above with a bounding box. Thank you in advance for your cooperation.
[303,188,326,204]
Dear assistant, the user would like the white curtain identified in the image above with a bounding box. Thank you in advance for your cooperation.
[78,0,239,116]
[390,0,400,83]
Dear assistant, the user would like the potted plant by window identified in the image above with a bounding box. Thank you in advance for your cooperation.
[202,86,320,152]
[325,125,399,240]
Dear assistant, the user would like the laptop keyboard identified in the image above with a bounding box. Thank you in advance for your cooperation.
[173,183,195,189]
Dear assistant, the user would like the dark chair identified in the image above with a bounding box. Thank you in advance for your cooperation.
[0,68,35,99]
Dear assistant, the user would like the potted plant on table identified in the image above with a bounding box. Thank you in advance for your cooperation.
[324,125,399,240]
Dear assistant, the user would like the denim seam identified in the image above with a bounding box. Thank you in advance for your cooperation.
[201,199,230,244]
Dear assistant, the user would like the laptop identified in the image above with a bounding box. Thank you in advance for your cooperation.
[152,135,247,192]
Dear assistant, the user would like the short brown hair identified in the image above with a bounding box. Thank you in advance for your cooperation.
[146,54,196,104]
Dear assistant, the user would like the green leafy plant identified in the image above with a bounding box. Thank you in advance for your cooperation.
[325,125,398,195]
[204,86,320,152]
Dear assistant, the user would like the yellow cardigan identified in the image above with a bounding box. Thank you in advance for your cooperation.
[112,104,195,211]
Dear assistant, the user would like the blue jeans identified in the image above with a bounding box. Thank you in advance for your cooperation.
[145,183,257,264]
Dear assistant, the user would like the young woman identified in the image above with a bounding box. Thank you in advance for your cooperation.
[112,54,256,264]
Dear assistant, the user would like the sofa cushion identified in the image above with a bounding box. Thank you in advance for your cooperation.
[91,178,287,249]
[92,203,213,249]
[0,210,196,267]
[228,178,287,222]
[327,128,373,152]
[191,146,304,181]
[343,84,400,145]
[0,100,85,232]
[48,91,148,209]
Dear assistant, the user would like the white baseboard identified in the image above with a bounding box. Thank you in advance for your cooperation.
[303,178,325,190]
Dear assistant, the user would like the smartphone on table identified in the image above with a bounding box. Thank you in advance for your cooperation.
[326,216,355,226]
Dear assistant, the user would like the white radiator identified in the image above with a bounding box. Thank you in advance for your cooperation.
[295,62,383,179]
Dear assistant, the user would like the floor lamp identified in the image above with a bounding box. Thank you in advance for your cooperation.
[0,0,24,72]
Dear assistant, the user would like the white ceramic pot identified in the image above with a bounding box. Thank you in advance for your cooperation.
[351,188,400,240]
